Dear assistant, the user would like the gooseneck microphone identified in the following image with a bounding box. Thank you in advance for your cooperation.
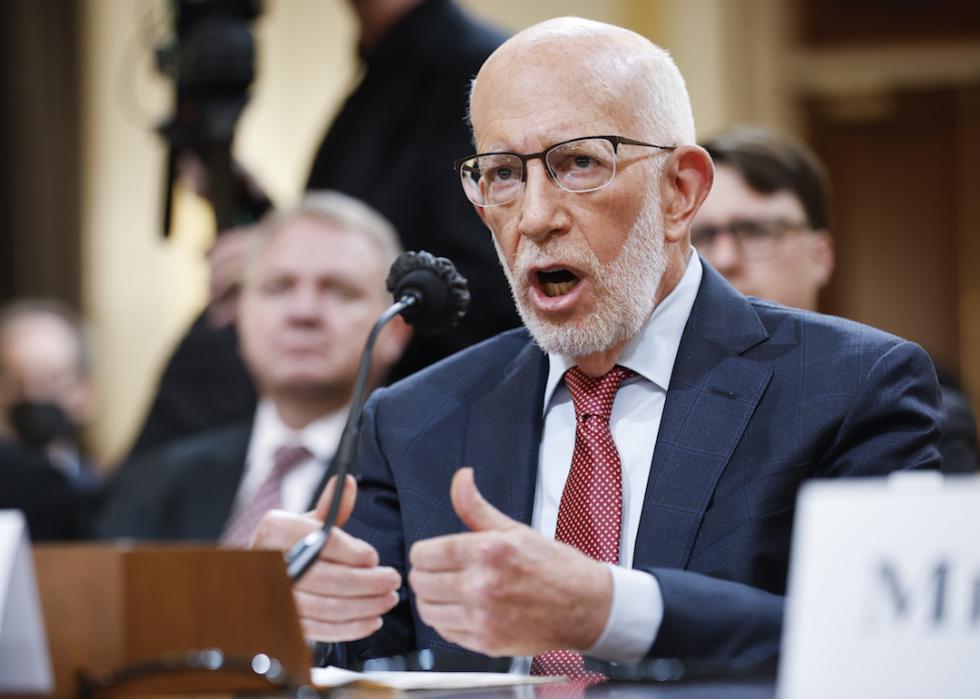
[285,251,469,581]
[385,251,470,336]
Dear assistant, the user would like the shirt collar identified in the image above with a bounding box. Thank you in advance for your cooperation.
[542,248,703,414]
[248,399,348,467]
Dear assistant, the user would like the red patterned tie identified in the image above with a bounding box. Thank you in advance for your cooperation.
[221,444,311,547]
[531,365,632,684]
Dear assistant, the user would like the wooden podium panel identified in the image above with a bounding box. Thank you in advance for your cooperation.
[32,544,312,696]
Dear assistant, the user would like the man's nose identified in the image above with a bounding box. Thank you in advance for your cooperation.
[285,285,322,323]
[704,230,743,276]
[517,160,568,242]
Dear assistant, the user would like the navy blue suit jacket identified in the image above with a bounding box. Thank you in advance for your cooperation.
[338,262,943,669]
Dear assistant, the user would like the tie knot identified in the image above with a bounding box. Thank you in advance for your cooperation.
[565,365,633,420]
[272,444,311,475]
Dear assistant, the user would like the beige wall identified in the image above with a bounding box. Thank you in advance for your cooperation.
[461,0,776,138]
[79,0,789,464]
[82,0,203,465]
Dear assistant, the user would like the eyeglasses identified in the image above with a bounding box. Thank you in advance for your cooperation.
[454,135,676,207]
[691,219,810,260]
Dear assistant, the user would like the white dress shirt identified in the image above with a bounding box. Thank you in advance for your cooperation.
[529,249,703,662]
[231,400,347,515]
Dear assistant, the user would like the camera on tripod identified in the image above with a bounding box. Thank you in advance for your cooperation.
[156,0,266,236]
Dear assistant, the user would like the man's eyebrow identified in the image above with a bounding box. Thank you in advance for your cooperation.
[477,141,515,153]
[318,269,368,284]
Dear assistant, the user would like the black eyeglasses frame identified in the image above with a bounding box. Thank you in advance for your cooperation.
[453,135,676,196]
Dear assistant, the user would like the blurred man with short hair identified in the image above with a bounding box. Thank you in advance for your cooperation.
[100,192,411,542]
[694,126,834,312]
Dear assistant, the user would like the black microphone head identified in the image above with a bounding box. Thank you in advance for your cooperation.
[386,251,470,336]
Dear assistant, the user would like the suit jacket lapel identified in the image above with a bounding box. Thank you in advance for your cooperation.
[464,332,547,527]
[633,263,772,570]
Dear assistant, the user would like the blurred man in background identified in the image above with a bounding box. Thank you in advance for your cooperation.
[128,0,517,458]
[0,300,99,538]
[694,127,833,312]
[695,126,978,472]
[100,192,411,543]
[306,0,519,380]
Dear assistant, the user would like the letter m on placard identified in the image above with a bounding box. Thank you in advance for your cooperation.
[864,560,949,631]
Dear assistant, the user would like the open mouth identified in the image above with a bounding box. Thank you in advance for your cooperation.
[537,268,580,297]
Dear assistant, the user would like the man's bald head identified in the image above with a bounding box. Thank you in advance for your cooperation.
[470,17,695,148]
[462,17,713,371]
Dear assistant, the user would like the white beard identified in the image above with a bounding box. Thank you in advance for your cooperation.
[493,190,668,358]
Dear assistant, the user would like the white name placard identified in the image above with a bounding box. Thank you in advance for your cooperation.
[0,510,53,692]
[778,473,980,699]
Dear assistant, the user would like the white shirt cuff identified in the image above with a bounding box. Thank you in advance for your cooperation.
[585,565,663,661]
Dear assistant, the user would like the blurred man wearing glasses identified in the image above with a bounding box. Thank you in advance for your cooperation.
[255,18,943,673]
[692,127,833,312]
[694,126,977,472]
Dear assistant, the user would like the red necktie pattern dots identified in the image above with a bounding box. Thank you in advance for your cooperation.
[531,365,633,685]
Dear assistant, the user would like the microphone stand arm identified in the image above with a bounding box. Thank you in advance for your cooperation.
[285,294,417,581]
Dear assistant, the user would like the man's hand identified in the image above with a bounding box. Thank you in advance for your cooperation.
[206,226,258,328]
[252,475,401,642]
[408,468,613,657]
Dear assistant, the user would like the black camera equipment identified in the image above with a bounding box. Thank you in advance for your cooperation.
[156,0,265,237]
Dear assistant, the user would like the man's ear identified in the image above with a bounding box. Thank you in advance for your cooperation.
[810,230,835,288]
[659,145,714,244]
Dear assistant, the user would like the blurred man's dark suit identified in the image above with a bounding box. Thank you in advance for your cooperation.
[306,0,518,381]
[939,383,979,473]
[329,261,943,669]
[99,419,328,540]
[0,439,82,540]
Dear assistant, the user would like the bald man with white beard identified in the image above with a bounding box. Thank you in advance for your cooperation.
[255,17,942,673]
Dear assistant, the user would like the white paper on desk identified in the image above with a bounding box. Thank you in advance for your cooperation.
[0,510,53,692]
[312,666,562,690]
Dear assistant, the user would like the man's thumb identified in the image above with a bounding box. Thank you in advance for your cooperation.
[313,474,358,527]
[451,467,515,532]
